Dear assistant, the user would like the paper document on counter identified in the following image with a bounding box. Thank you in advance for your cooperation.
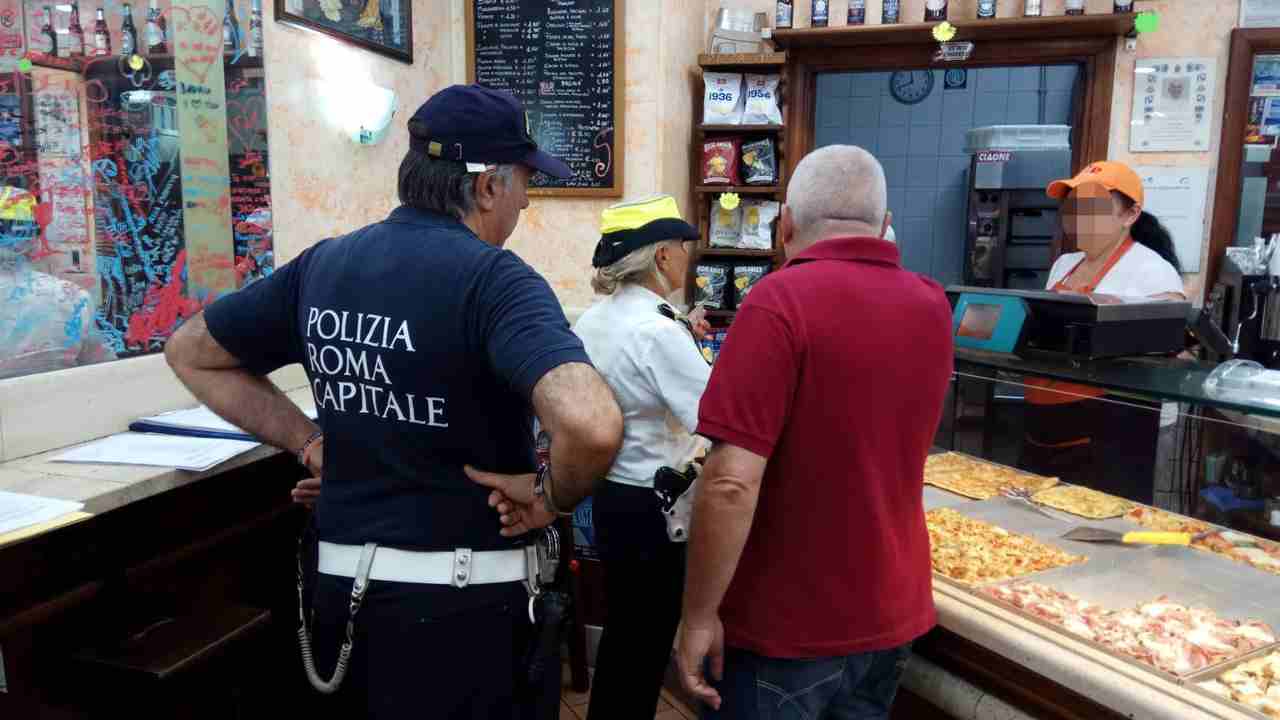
[0,490,85,536]
[53,433,261,472]
[131,404,317,441]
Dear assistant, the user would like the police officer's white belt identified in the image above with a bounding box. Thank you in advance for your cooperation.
[317,541,527,588]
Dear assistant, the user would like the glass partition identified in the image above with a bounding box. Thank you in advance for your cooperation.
[938,357,1280,551]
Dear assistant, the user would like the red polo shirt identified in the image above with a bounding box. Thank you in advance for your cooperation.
[696,236,953,658]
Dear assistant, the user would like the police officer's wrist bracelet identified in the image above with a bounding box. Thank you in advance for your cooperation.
[296,431,323,468]
[533,463,573,517]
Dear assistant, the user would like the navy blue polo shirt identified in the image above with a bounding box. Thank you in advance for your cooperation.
[204,206,590,551]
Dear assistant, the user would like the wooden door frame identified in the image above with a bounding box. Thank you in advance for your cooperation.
[1208,28,1280,288]
[781,37,1119,209]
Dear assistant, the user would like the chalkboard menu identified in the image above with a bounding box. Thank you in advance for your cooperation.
[466,0,624,197]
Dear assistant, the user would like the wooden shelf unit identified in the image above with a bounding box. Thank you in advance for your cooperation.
[689,54,789,324]
[698,124,784,133]
[699,248,777,258]
[770,14,1136,49]
[695,185,782,194]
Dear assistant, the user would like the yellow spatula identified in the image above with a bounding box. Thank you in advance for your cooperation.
[1061,527,1192,545]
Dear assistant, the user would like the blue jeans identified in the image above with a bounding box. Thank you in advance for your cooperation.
[703,644,913,720]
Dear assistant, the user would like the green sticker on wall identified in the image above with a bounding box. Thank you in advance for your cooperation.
[17,58,31,73]
[1135,11,1159,34]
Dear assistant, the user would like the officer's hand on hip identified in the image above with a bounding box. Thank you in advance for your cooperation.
[464,465,556,537]
[291,477,321,508]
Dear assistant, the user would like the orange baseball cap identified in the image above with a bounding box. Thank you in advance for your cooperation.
[1046,160,1145,205]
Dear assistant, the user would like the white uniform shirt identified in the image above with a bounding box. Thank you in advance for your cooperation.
[573,284,711,488]
[1045,241,1184,298]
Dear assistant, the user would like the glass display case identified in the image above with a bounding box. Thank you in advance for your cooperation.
[928,349,1280,718]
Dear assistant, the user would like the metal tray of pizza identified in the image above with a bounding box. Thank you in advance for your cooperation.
[923,451,1059,501]
[950,496,1159,569]
[924,484,977,511]
[993,547,1280,680]
[1185,648,1280,720]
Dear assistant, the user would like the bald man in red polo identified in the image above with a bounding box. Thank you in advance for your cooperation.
[677,145,954,720]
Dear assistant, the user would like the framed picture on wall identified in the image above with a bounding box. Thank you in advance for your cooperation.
[274,0,412,64]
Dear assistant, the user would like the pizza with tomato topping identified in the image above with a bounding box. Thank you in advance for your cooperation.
[926,508,1085,584]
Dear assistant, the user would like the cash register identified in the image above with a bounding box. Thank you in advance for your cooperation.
[946,286,1191,359]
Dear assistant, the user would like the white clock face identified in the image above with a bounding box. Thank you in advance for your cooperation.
[890,70,935,105]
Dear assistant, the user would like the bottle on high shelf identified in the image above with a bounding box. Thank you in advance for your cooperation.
[811,0,828,26]
[881,0,900,23]
[93,8,110,56]
[147,0,167,54]
[1114,0,1134,11]
[977,0,997,19]
[775,0,793,29]
[1065,0,1085,15]
[65,1,85,57]
[1024,0,1042,16]
[248,0,263,57]
[847,0,865,25]
[120,3,138,56]
[223,1,241,53]
[39,5,57,56]
[924,0,948,21]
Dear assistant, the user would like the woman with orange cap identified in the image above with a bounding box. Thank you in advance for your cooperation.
[1020,160,1185,501]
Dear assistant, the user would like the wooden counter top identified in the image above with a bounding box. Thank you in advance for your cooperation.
[0,387,315,548]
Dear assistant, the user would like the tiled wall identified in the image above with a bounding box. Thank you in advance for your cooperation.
[814,65,1079,285]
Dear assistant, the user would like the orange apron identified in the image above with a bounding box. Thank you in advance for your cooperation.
[1023,239,1134,447]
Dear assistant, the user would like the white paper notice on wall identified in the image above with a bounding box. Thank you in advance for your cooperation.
[1130,58,1216,153]
[1241,0,1280,28]
[1133,166,1210,274]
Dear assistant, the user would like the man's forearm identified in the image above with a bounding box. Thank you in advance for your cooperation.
[532,362,623,511]
[166,312,317,457]
[177,365,318,455]
[683,471,760,621]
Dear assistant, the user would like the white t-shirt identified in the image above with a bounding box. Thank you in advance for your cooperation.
[1045,241,1185,299]
[573,284,711,488]
[1045,242,1185,428]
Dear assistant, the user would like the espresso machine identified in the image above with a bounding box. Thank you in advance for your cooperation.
[1211,269,1280,367]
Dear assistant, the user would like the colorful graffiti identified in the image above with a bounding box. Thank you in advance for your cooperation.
[0,0,271,380]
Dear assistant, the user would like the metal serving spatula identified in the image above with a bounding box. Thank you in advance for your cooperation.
[1061,527,1193,545]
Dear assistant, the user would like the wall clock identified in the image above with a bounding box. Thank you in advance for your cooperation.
[890,70,935,105]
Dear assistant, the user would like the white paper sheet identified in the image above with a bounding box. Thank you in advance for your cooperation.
[1133,166,1210,274]
[137,405,250,434]
[53,433,260,472]
[134,404,318,439]
[1241,0,1280,28]
[0,490,84,536]
[1130,58,1216,153]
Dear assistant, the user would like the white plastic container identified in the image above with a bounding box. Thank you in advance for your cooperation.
[1203,359,1280,408]
[964,124,1072,153]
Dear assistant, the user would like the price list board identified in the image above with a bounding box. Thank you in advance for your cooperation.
[466,0,624,197]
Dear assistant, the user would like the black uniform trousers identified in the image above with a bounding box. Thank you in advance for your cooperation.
[308,569,537,719]
[587,480,686,720]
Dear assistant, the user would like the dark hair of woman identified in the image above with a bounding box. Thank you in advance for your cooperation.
[1114,191,1181,274]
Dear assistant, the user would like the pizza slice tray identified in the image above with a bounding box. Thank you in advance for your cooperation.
[924,484,977,511]
[979,547,1280,682]
[945,496,1163,571]
[1184,647,1280,720]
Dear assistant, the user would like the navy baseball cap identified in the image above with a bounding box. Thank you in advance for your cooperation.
[408,84,572,179]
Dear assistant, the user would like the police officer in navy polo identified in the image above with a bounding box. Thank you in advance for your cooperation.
[164,84,624,718]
